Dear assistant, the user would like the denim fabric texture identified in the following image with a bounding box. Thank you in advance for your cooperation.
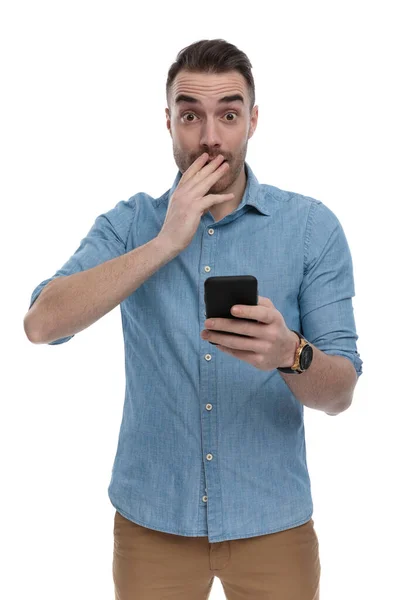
[29,162,363,543]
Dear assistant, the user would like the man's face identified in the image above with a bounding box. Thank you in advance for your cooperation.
[165,70,258,194]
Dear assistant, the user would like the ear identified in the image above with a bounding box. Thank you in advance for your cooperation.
[248,105,259,139]
[165,108,171,135]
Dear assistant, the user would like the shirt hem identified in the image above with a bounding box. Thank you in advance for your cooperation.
[109,492,313,543]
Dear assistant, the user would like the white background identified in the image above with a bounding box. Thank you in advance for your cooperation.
[1,1,399,598]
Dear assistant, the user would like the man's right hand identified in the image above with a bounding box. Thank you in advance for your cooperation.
[157,153,234,253]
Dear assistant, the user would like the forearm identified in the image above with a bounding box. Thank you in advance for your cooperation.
[24,236,180,344]
[279,340,358,415]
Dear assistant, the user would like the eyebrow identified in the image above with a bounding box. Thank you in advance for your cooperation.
[174,93,244,106]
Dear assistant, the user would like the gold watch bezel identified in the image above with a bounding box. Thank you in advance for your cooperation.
[289,331,309,372]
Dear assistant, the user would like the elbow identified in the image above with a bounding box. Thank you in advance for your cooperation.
[325,361,358,416]
[325,391,354,416]
[23,314,42,344]
[24,287,52,344]
[24,280,58,344]
[326,403,351,416]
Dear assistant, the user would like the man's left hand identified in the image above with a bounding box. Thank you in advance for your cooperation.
[201,296,299,371]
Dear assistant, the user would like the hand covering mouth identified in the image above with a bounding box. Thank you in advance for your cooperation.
[206,158,227,165]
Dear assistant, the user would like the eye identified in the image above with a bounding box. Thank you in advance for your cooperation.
[225,112,238,121]
[182,112,198,122]
[181,112,238,123]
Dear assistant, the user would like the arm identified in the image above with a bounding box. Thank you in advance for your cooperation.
[24,235,179,345]
[290,200,363,414]
[25,154,237,345]
[279,331,358,415]
[24,237,177,344]
[24,197,181,345]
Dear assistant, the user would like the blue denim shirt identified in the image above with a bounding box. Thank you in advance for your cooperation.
[29,162,362,543]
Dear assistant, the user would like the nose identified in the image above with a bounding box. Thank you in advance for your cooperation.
[200,117,223,151]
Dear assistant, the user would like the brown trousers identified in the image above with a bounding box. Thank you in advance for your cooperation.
[113,510,321,599]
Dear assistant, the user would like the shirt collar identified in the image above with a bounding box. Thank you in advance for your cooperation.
[165,161,271,217]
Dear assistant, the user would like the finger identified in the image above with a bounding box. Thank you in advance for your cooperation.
[232,305,274,325]
[186,154,228,192]
[256,296,275,309]
[205,318,259,338]
[180,152,209,182]
[200,192,235,217]
[206,331,261,353]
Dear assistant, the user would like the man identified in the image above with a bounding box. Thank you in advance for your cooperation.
[24,39,363,599]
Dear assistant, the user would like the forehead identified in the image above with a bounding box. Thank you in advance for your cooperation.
[171,70,248,106]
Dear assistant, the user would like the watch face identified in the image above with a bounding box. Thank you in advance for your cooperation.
[300,345,313,370]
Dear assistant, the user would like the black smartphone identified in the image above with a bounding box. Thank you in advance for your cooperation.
[204,275,258,345]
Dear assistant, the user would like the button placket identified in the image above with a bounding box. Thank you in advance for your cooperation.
[201,230,216,508]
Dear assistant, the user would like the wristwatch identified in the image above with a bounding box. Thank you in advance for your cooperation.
[277,330,313,374]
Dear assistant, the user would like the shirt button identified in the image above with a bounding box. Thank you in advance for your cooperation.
[206,404,212,410]
[208,228,214,235]
[205,354,212,361]
[204,266,211,272]
[202,495,208,502]
[206,453,213,461]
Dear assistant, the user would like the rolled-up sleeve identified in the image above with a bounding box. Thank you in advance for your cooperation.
[299,201,363,377]
[28,197,137,345]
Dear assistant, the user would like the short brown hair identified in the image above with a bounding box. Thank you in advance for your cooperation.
[166,39,255,113]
